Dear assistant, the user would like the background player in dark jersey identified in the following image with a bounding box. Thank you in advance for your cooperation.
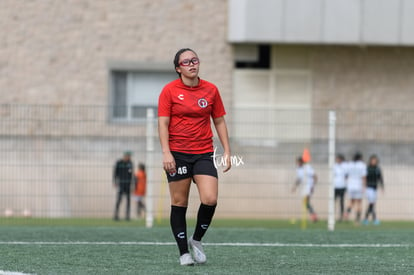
[363,154,384,225]
[158,48,231,266]
[113,151,134,221]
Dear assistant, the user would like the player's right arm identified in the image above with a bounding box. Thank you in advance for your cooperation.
[292,170,301,193]
[292,179,300,193]
[113,161,119,187]
[158,85,176,174]
[158,116,176,174]
[378,167,385,191]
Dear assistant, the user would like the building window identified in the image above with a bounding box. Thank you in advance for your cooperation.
[235,44,271,69]
[110,70,176,122]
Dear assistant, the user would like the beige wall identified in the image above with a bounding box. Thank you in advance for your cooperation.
[232,45,414,142]
[311,46,414,110]
[270,45,414,111]
[0,0,233,106]
[2,1,414,122]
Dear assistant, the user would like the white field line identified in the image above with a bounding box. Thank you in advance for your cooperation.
[0,271,34,275]
[0,241,411,248]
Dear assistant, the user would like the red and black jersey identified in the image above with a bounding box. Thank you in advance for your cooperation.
[158,78,226,154]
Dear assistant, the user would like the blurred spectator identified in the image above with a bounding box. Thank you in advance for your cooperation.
[113,151,134,221]
[133,163,147,218]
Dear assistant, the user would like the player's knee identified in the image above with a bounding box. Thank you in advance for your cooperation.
[201,196,217,206]
[172,201,188,207]
[171,196,189,207]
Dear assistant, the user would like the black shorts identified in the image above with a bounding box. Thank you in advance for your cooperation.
[335,188,346,198]
[166,151,217,183]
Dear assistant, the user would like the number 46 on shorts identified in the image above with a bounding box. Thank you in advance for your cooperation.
[177,166,187,175]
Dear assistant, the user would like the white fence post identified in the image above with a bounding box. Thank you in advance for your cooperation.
[145,108,155,228]
[328,110,336,231]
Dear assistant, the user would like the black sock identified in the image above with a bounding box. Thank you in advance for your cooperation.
[306,199,315,214]
[365,204,373,219]
[170,205,188,255]
[193,204,216,242]
[372,204,377,220]
[356,211,361,222]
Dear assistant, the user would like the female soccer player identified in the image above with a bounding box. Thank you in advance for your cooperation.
[344,152,367,224]
[292,157,318,222]
[133,163,146,218]
[158,48,231,266]
[363,155,384,225]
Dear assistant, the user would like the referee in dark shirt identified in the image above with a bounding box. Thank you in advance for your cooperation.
[113,151,134,221]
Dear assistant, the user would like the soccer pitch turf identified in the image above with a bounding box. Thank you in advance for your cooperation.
[0,219,413,274]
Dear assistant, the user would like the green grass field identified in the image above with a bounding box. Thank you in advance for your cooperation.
[1,218,413,274]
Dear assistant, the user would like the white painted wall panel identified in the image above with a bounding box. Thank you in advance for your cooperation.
[233,70,271,107]
[284,0,323,42]
[228,0,414,45]
[362,0,400,44]
[244,0,284,42]
[228,0,248,42]
[401,0,414,44]
[323,0,361,43]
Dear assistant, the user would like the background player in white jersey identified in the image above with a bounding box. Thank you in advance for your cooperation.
[344,152,367,224]
[292,157,318,222]
[363,155,384,225]
[333,154,347,221]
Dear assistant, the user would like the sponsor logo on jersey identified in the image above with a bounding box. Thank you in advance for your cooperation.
[198,98,208,108]
[178,94,184,100]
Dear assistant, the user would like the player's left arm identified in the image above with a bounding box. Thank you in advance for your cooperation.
[378,167,385,191]
[292,177,301,193]
[113,161,119,187]
[213,116,231,172]
[292,169,302,193]
[362,175,367,192]
[130,162,135,188]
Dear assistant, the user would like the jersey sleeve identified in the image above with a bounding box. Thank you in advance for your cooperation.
[342,162,348,177]
[296,168,303,182]
[309,166,315,177]
[378,167,384,186]
[211,87,226,118]
[113,161,120,181]
[158,85,172,117]
[361,163,368,177]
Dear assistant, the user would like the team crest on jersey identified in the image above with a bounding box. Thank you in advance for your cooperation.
[169,171,176,177]
[198,98,208,108]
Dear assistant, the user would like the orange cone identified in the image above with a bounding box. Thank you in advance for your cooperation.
[302,148,311,163]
